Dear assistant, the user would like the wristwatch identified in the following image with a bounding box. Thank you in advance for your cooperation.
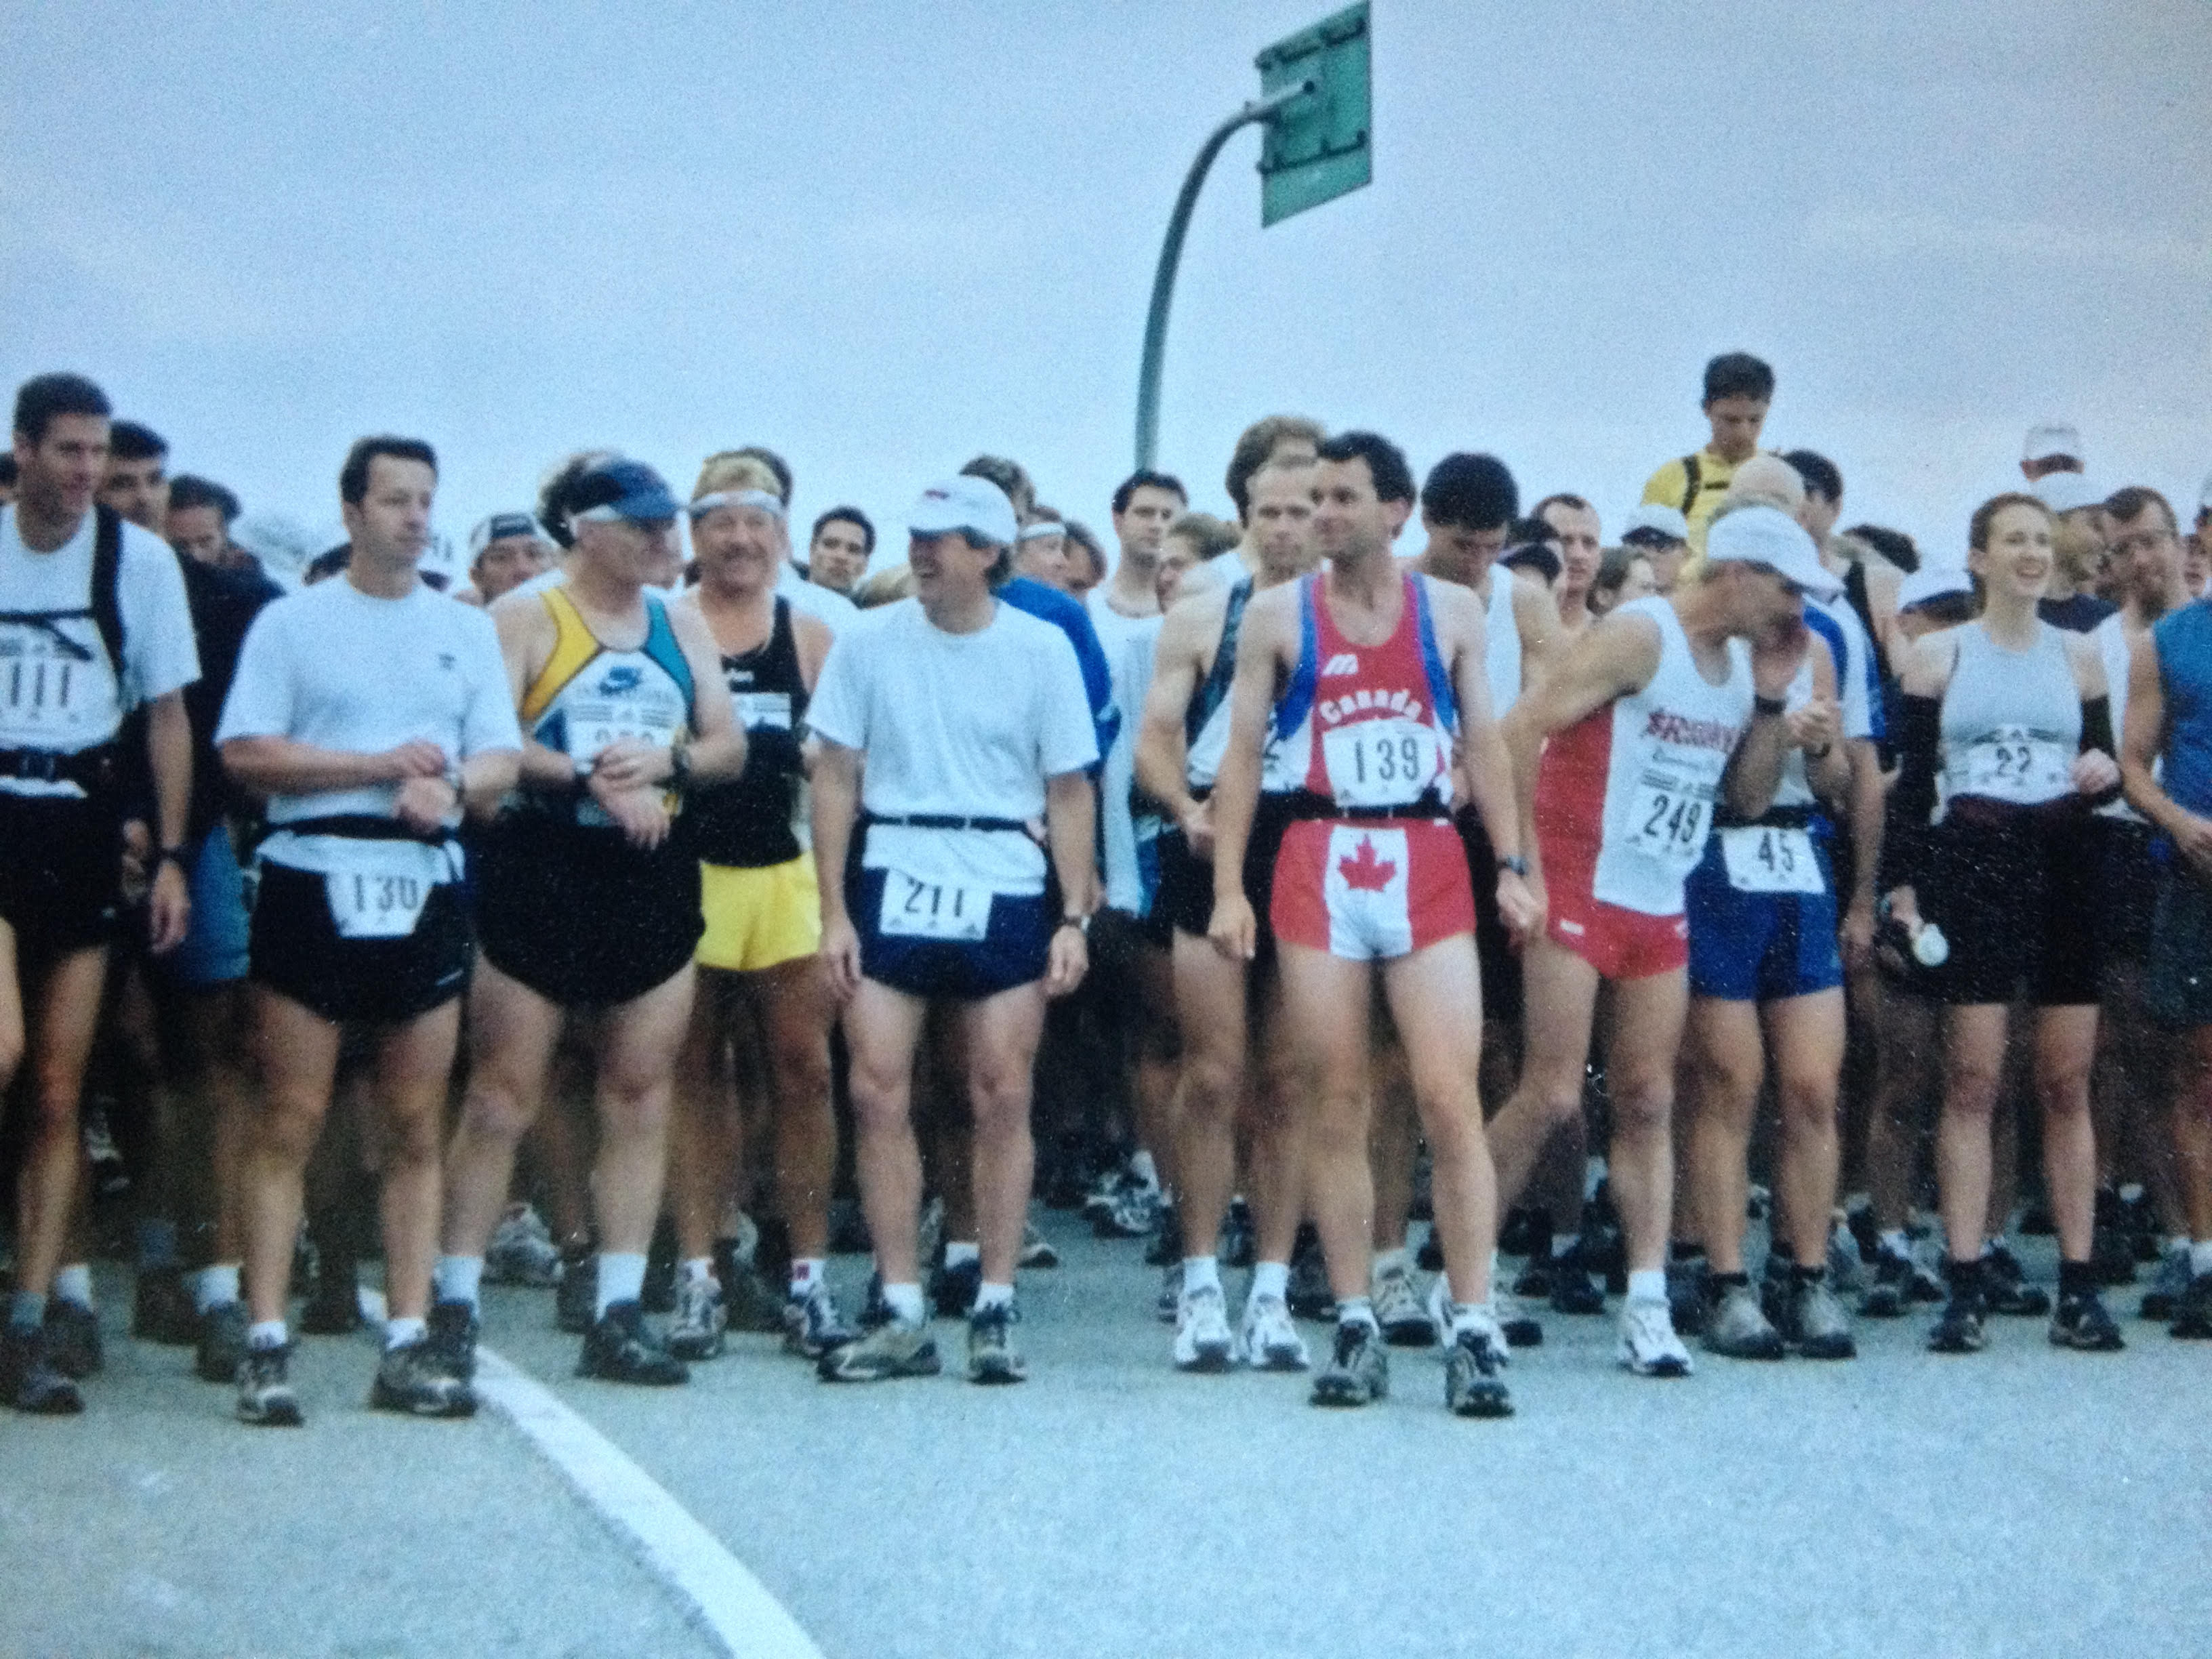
[155,844,190,873]
[1060,912,1092,937]
[1753,693,1789,717]
[1496,854,1530,878]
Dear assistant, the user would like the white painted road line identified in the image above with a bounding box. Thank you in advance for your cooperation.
[361,1291,823,1659]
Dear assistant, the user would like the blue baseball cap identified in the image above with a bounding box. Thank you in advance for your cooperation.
[569,457,680,525]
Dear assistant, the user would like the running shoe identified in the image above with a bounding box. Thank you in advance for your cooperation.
[782,1282,859,1359]
[1310,1320,1389,1408]
[1617,1297,1695,1377]
[2048,1290,2125,1352]
[642,1223,678,1314]
[554,1248,596,1334]
[667,1273,727,1361]
[1286,1225,1334,1322]
[1155,1261,1183,1324]
[1845,1204,1881,1266]
[485,1203,563,1287]
[132,1265,199,1346]
[1490,1282,1544,1349]
[2170,1273,2212,1340]
[43,1299,102,1379]
[429,1299,478,1382]
[235,1342,302,1427]
[1094,1179,1164,1241]
[1496,1206,1546,1258]
[722,1256,789,1334]
[3,1324,83,1415]
[1825,1221,1865,1293]
[370,1338,476,1418]
[1373,1261,1437,1348]
[930,1254,981,1321]
[1666,1254,1709,1337]
[1783,1276,1857,1360]
[1018,1223,1061,1270]
[577,1300,688,1386]
[1702,1281,1784,1361]
[1416,1229,1445,1271]
[1984,1245,2051,1317]
[1548,1242,1606,1316]
[1235,1292,1310,1371]
[966,1302,1026,1385]
[1080,1162,1128,1225]
[195,1300,249,1385]
[1858,1245,1915,1318]
[1217,1197,1256,1269]
[1758,1254,1794,1332]
[1927,1284,1988,1353]
[1172,1282,1234,1373]
[2140,1243,2192,1321]
[1510,1240,1555,1299]
[1443,1320,1513,1418]
[818,1315,939,1382]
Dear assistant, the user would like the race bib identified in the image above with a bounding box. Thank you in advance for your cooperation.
[1719,825,1824,894]
[1321,720,1444,809]
[325,869,433,938]
[733,691,793,732]
[1623,771,1715,870]
[567,701,681,768]
[1961,727,2070,803]
[0,617,116,742]
[878,870,991,941]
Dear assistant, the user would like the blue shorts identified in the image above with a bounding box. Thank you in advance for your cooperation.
[853,866,1051,1002]
[163,823,251,988]
[1685,827,1845,1004]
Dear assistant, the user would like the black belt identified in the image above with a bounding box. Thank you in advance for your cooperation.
[864,812,1032,834]
[1282,789,1450,823]
[0,743,116,790]
[274,813,456,846]
[1715,804,1827,834]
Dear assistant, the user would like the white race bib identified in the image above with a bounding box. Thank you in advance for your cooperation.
[568,701,681,768]
[1961,726,2070,803]
[324,868,434,938]
[0,618,117,742]
[1623,769,1717,871]
[734,691,793,732]
[878,870,991,941]
[1719,825,1824,894]
[1321,720,1444,809]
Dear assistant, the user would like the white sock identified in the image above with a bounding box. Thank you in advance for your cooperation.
[196,1264,241,1313]
[434,1255,484,1309]
[1444,1272,1485,1313]
[384,1315,426,1350]
[680,1256,716,1286]
[882,1282,927,1325]
[52,1264,93,1309]
[1129,1149,1160,1191]
[1449,1298,1492,1338]
[973,1280,1014,1313]
[944,1240,980,1269]
[1336,1296,1378,1332]
[1372,1246,1410,1279]
[2192,1239,2212,1276]
[1250,1261,1289,1302]
[789,1258,825,1296]
[596,1251,648,1315]
[1182,1255,1221,1295]
[1626,1268,1667,1303]
[247,1319,287,1350]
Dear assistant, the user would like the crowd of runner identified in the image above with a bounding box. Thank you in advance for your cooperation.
[5,352,2212,1426]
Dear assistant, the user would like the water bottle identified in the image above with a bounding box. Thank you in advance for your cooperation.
[1910,920,1949,967]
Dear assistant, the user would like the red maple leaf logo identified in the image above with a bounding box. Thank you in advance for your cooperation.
[1337,836,1397,893]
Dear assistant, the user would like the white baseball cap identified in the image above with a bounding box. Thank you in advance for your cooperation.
[2031,472,2102,516]
[2023,421,2084,465]
[1620,502,1689,546]
[1704,503,1843,600]
[1898,562,1974,612]
[906,475,1019,548]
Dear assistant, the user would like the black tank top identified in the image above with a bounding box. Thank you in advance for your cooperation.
[684,598,807,868]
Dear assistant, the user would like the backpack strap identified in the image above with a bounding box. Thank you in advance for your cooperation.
[90,504,125,678]
[1679,453,1702,519]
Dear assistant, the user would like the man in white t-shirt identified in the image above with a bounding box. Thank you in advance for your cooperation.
[811,474,1099,1386]
[217,436,521,1426]
[0,373,199,1416]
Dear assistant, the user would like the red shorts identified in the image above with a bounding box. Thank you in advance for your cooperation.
[1271,818,1475,962]
[1543,853,1688,981]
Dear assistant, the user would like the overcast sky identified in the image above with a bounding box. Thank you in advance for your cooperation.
[5,0,2207,573]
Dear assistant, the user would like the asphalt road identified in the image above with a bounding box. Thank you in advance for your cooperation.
[7,1216,2209,1659]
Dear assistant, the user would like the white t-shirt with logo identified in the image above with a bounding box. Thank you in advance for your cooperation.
[808,596,1098,894]
[216,575,520,876]
[1086,587,1162,916]
[0,505,200,798]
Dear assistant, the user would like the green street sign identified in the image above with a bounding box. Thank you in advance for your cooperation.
[1256,1,1372,228]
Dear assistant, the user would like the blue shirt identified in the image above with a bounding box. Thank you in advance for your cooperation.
[1000,576,1117,769]
[2152,598,2212,841]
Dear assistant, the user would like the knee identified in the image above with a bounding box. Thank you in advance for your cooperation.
[1944,1061,2003,1122]
[1420,1106,1482,1172]
[1609,1071,1675,1136]
[458,1075,537,1147]
[252,1094,327,1166]
[2037,1063,2094,1122]
[967,1065,1033,1136]
[1778,1073,1840,1137]
[769,1040,833,1120]
[377,1103,443,1168]
[1179,1054,1241,1125]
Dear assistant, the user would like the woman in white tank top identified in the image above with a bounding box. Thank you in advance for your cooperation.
[1885,493,2125,1352]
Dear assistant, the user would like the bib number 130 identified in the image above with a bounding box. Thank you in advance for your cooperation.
[878,872,991,942]
[325,872,431,939]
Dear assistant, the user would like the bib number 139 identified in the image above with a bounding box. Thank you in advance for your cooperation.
[878,872,991,941]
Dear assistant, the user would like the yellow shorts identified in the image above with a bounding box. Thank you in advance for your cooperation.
[697,854,821,973]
